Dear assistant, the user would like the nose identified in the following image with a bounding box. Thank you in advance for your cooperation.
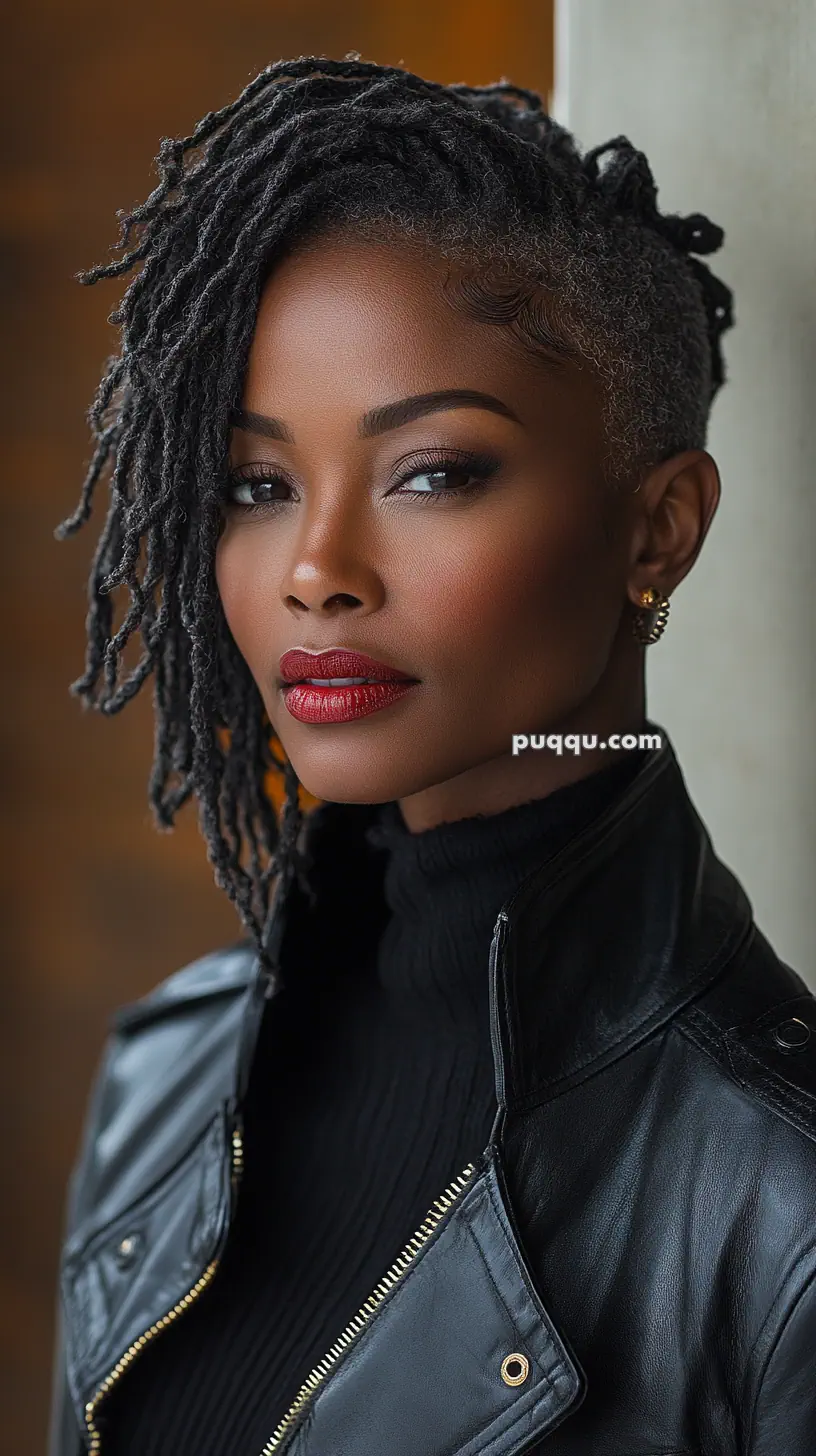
[284,574,367,616]
[279,495,385,618]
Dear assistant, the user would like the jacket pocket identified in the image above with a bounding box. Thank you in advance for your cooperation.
[60,1108,231,1417]
[281,1151,585,1456]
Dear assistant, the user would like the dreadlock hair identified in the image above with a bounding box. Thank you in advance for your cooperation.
[57,53,734,974]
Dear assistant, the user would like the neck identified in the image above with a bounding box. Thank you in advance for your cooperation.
[396,660,646,832]
[363,750,648,1025]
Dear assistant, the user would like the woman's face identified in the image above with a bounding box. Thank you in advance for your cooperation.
[216,231,712,828]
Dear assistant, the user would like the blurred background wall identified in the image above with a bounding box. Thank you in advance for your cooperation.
[0,4,553,1451]
[556,0,816,979]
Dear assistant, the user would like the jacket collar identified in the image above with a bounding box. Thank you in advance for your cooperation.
[487,734,753,1112]
[249,730,753,1116]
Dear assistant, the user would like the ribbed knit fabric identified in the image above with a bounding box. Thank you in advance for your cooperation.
[102,754,644,1454]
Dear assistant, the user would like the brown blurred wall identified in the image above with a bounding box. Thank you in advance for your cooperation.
[0,3,553,1451]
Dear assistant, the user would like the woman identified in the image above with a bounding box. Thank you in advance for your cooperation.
[50,56,815,1456]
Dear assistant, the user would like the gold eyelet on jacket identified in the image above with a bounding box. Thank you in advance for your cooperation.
[500,1352,530,1386]
[113,1234,141,1270]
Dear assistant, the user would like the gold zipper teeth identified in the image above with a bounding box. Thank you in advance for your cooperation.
[231,1124,245,1189]
[82,1137,476,1456]
[259,1161,477,1456]
[83,1124,245,1455]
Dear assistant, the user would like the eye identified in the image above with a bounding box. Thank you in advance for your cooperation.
[224,468,293,511]
[390,449,499,503]
[400,466,471,495]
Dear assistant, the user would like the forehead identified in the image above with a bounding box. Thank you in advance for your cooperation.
[243,231,599,435]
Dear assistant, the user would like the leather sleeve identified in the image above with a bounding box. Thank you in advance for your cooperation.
[747,1263,816,1454]
[46,1032,121,1456]
[47,1301,85,1456]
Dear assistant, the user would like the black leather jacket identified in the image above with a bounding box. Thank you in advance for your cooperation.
[49,738,816,1456]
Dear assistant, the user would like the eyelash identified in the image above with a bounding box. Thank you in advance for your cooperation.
[223,447,500,515]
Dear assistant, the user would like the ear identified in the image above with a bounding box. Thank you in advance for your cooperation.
[626,448,721,607]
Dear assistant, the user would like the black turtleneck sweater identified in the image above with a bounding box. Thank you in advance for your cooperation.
[102,754,644,1454]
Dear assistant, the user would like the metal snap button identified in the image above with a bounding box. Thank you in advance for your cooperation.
[772,1018,812,1051]
[114,1233,142,1269]
[501,1352,530,1387]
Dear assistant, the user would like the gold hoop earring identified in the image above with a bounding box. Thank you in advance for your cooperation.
[632,586,670,645]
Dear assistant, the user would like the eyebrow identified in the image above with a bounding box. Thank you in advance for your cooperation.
[229,389,523,444]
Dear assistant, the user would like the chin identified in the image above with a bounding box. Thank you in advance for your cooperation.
[287,757,414,806]
[284,740,467,807]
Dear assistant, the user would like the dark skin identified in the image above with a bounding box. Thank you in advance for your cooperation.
[216,232,720,832]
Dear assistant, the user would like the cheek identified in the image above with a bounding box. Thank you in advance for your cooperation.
[410,491,623,708]
[215,529,274,679]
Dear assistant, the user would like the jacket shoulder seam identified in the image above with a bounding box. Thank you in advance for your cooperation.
[677,1008,816,1145]
[112,942,257,1032]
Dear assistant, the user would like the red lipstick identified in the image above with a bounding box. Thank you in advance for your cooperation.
[278,648,419,724]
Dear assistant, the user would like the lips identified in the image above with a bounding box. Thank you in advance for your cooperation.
[278,648,419,725]
[279,649,417,686]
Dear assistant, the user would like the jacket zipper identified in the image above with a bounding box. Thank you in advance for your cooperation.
[83,1120,245,1454]
[258,1160,477,1455]
[488,911,509,1111]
